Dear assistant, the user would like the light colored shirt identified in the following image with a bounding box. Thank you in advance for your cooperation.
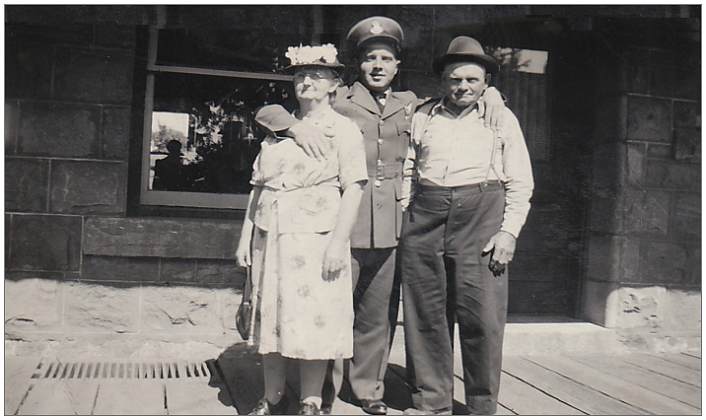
[402,99,534,238]
[250,108,367,234]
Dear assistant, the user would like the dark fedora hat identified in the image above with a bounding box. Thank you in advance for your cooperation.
[432,36,499,75]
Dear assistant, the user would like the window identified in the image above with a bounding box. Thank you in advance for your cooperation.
[140,22,311,209]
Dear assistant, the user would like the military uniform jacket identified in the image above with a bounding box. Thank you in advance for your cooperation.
[334,81,417,249]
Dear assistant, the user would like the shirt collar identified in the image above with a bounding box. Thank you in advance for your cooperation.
[433,97,484,119]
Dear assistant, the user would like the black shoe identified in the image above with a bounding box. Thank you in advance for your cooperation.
[298,401,320,415]
[320,404,332,415]
[361,399,388,415]
[248,397,288,415]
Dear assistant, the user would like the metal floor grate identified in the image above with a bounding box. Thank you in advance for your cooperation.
[31,360,217,381]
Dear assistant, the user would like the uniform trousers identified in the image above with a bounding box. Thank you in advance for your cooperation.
[400,182,508,415]
[322,247,400,404]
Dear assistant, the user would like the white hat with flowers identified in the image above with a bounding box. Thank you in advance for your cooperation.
[284,43,344,73]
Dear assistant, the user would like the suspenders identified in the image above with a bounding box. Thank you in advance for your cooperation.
[414,100,504,186]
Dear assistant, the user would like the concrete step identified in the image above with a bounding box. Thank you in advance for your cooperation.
[503,315,629,355]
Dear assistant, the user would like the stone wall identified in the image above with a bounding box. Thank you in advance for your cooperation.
[5,13,247,353]
[582,19,701,335]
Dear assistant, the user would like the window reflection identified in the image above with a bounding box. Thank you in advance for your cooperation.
[149,72,295,194]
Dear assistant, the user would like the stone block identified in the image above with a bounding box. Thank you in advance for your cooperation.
[4,37,53,99]
[625,143,645,187]
[670,66,700,101]
[92,23,137,49]
[614,286,701,331]
[196,260,242,286]
[63,281,139,333]
[160,259,197,284]
[640,241,689,285]
[586,234,640,283]
[672,193,700,243]
[5,214,11,263]
[647,144,672,159]
[593,95,627,142]
[649,64,679,98]
[6,101,19,154]
[645,160,701,191]
[674,128,701,161]
[141,285,222,333]
[8,214,82,271]
[6,20,93,45]
[101,107,131,160]
[591,142,624,191]
[588,191,623,234]
[82,256,159,282]
[50,161,127,215]
[84,217,241,259]
[673,101,700,128]
[626,96,672,143]
[619,48,650,94]
[624,189,671,236]
[5,278,63,332]
[5,158,49,212]
[18,102,100,158]
[54,47,134,104]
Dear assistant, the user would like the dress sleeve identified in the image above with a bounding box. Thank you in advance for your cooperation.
[249,139,269,187]
[336,120,368,190]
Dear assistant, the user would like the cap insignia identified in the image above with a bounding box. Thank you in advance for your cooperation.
[370,21,384,35]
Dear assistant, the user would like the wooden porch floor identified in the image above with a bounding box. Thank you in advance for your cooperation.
[6,342,702,415]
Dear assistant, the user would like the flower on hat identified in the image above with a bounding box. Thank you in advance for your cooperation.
[285,44,339,66]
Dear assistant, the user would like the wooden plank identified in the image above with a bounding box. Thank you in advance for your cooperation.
[497,371,584,415]
[568,353,701,409]
[165,381,235,415]
[19,381,98,415]
[653,352,702,371]
[682,350,701,359]
[622,353,701,387]
[528,355,697,415]
[4,357,39,415]
[502,356,646,415]
[93,381,166,415]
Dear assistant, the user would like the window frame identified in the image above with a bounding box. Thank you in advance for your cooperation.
[139,27,293,210]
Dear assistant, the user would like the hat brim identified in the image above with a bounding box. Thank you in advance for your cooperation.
[283,62,345,74]
[356,35,401,52]
[433,53,499,75]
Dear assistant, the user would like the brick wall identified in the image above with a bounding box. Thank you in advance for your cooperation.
[583,19,701,330]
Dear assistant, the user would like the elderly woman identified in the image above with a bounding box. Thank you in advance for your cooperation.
[235,44,367,415]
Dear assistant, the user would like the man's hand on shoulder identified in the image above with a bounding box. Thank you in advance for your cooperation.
[288,120,332,161]
[480,86,506,129]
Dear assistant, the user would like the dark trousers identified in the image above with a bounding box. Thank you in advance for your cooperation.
[323,247,400,404]
[400,182,508,415]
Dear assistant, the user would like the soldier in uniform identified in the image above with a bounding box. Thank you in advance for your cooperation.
[270,17,506,415]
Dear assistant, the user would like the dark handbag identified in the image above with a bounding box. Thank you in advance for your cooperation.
[235,267,253,341]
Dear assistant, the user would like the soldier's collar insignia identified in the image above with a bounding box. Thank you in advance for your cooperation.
[370,21,384,35]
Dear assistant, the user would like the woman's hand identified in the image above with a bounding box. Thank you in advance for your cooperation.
[322,238,348,281]
[481,86,505,129]
[235,238,252,268]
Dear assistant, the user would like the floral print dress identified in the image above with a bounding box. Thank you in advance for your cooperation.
[249,107,367,360]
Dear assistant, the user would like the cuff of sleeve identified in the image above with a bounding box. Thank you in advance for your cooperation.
[499,221,521,239]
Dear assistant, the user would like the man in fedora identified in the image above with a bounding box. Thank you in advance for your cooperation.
[265,19,506,415]
[399,36,534,415]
